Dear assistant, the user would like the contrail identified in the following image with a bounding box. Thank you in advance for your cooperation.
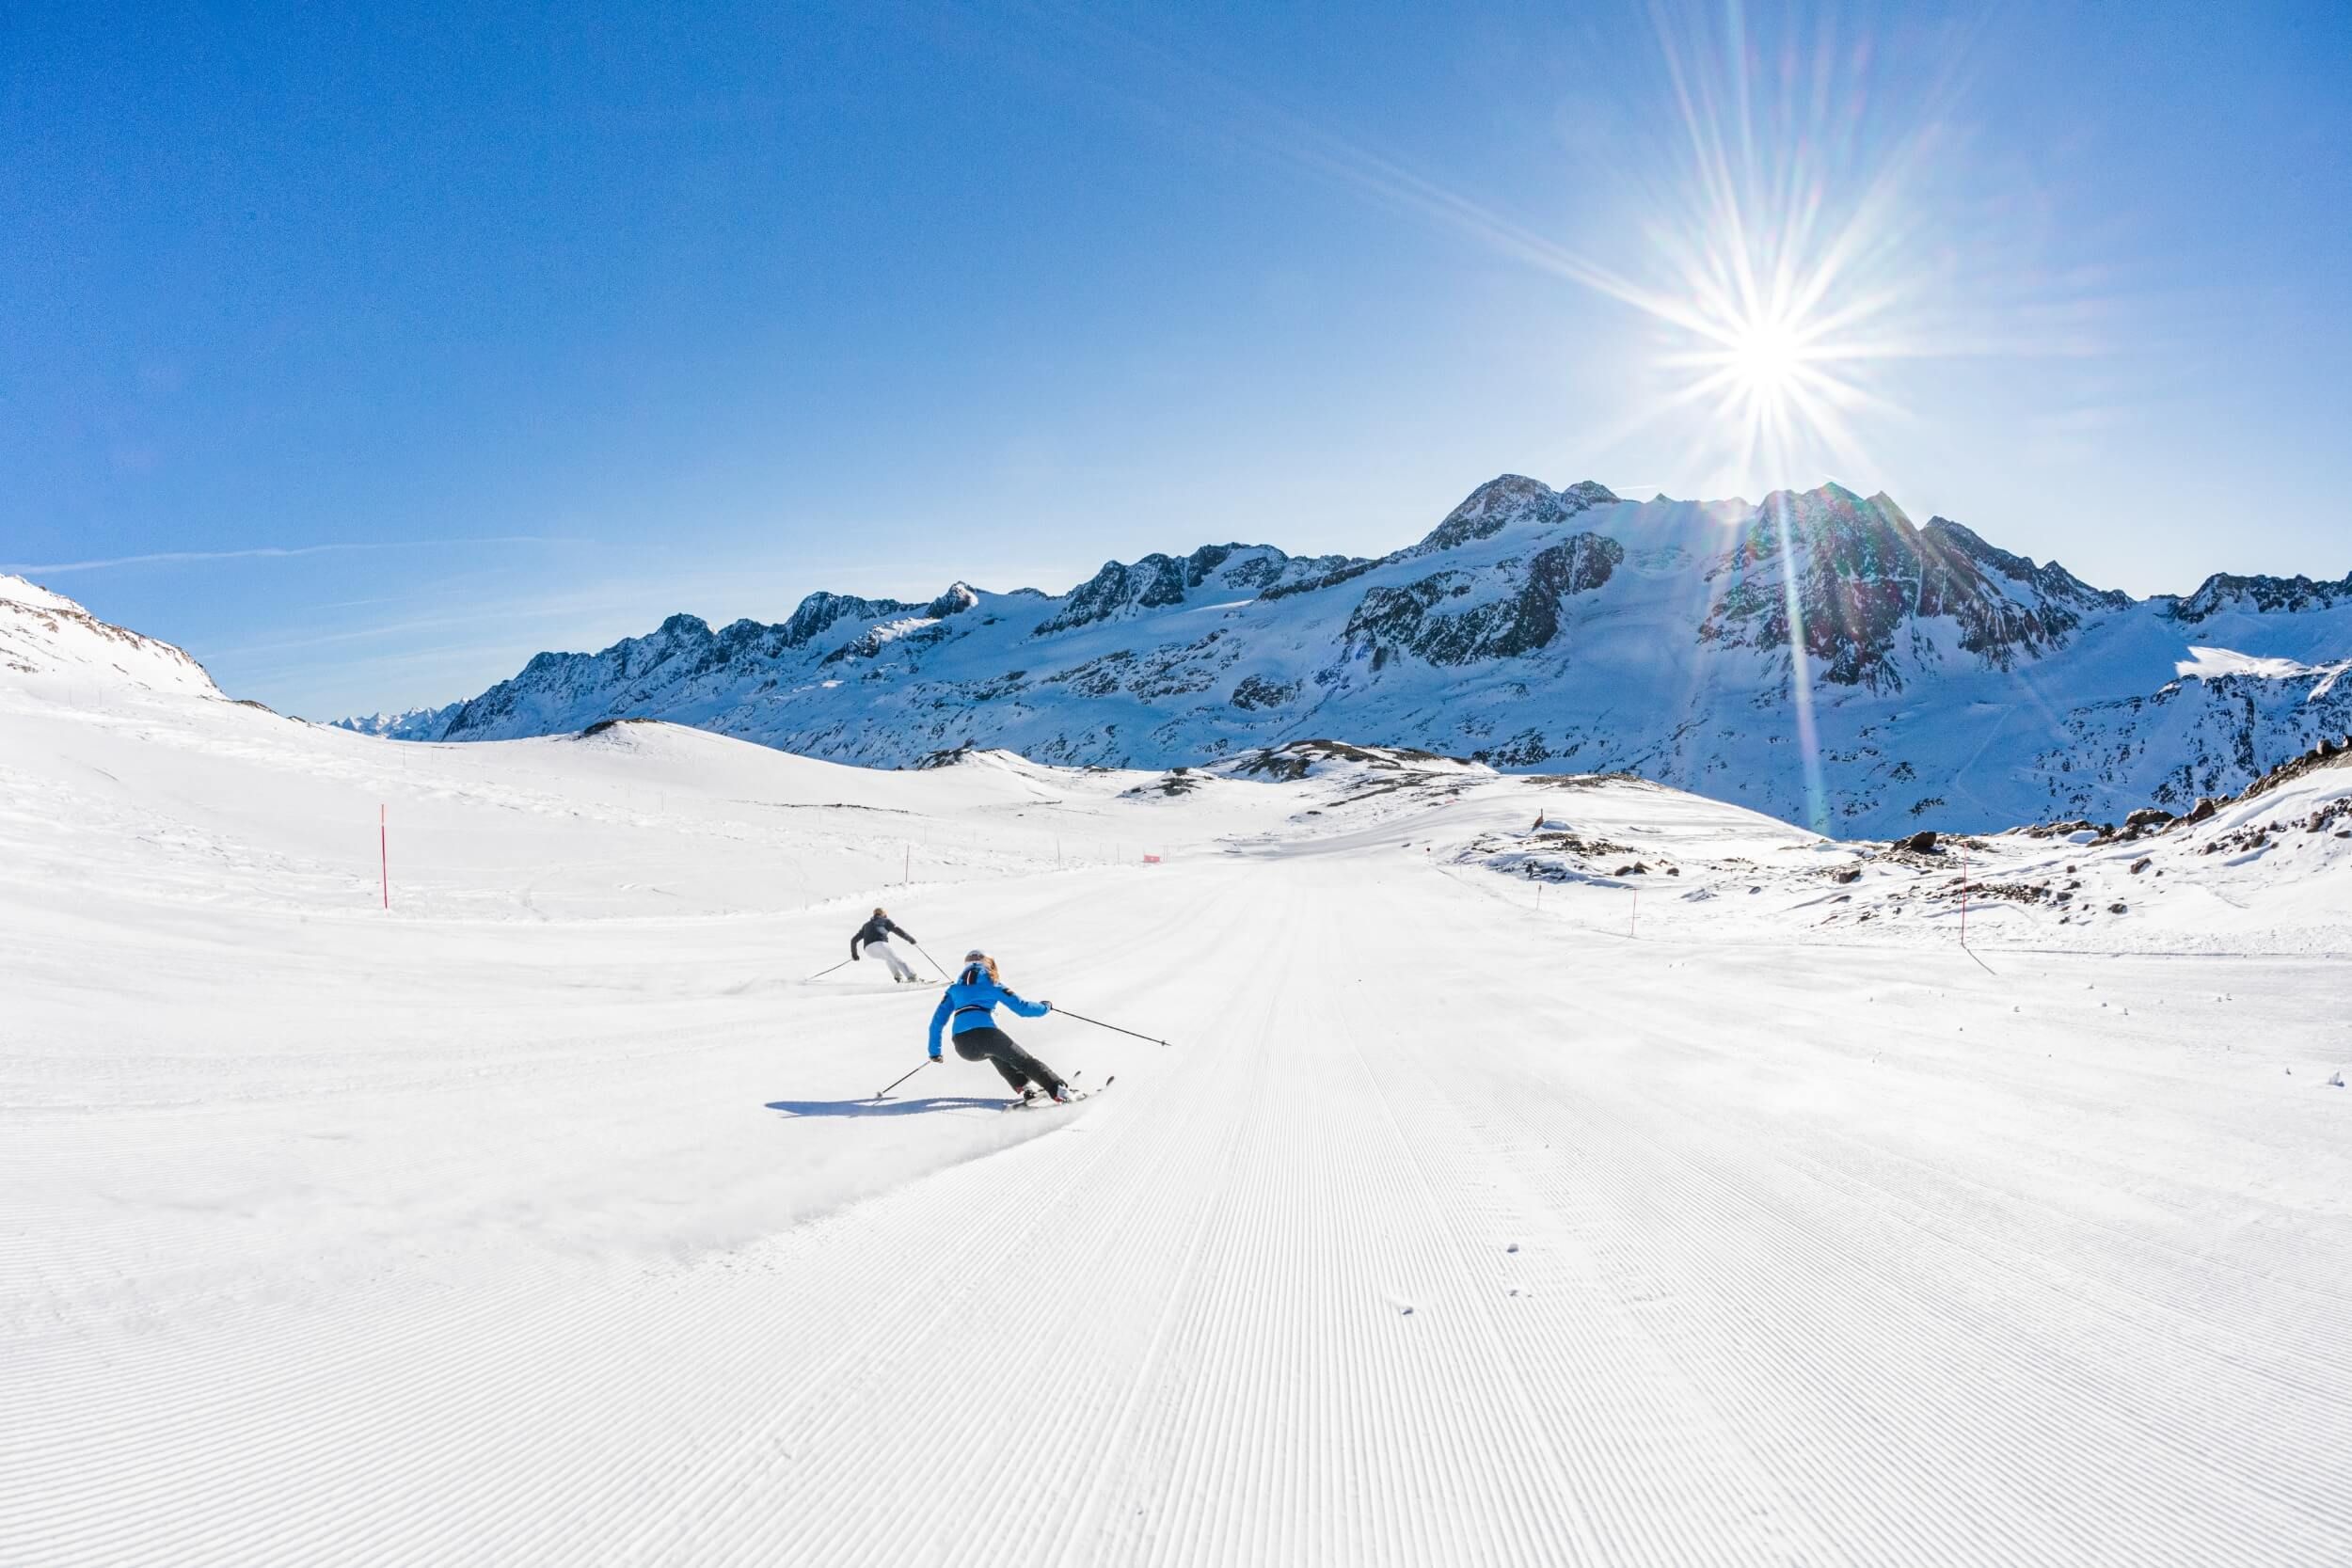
[5,536,585,576]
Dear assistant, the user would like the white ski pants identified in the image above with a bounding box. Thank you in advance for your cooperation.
[865,940,917,981]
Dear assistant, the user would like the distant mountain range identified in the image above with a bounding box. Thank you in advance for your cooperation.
[317,477,2345,836]
[16,474,2344,840]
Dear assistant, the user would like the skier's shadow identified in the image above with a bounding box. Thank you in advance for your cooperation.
[766,1095,1009,1118]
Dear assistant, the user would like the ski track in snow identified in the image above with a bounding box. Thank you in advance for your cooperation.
[5,682,2352,1564]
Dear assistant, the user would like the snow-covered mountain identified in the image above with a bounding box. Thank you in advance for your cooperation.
[330,702,466,739]
[0,573,221,698]
[334,480,2348,837]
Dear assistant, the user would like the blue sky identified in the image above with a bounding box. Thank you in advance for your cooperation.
[6,1,2348,718]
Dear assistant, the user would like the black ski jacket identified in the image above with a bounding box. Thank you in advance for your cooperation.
[851,915,914,958]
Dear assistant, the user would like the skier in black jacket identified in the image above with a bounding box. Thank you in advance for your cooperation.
[850,907,921,982]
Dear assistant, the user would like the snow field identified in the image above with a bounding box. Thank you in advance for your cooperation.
[5,668,2351,1564]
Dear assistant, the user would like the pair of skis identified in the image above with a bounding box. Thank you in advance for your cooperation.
[1003,1072,1115,1111]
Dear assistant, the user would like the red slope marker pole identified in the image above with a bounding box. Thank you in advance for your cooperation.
[380,803,389,911]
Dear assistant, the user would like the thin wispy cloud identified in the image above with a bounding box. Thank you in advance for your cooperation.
[4,536,587,576]
[1015,2,1616,292]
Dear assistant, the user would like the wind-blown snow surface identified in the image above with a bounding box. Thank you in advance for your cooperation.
[8,618,2352,1563]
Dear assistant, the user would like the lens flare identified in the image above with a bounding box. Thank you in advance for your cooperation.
[1551,6,1993,833]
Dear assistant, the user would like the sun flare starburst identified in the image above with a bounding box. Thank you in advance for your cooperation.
[1725,316,1805,400]
[1533,8,1994,505]
[1597,201,1911,506]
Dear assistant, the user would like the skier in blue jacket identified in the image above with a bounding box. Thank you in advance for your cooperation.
[927,950,1076,1104]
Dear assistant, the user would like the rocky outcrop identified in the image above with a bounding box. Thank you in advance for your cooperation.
[1229,673,1301,710]
[1701,486,2107,689]
[2028,666,2352,816]
[1034,555,1192,636]
[1345,532,1622,668]
[779,592,915,649]
[442,598,913,739]
[818,619,956,666]
[2165,570,2352,624]
[925,582,981,619]
[1406,477,1618,559]
[1030,546,1356,636]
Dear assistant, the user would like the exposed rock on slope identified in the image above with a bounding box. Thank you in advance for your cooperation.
[1699,487,2120,689]
[0,575,220,697]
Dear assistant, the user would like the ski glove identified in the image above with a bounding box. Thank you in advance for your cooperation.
[928,1050,942,1062]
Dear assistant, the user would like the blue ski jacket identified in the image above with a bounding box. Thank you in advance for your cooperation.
[929,968,1051,1059]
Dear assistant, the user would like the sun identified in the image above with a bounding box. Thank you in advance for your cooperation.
[1645,286,1854,486]
[1726,315,1806,404]
[1526,9,1966,504]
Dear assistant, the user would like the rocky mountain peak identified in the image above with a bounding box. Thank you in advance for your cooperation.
[1412,476,1620,556]
[1703,484,2123,689]
[1033,553,1192,637]
[926,582,981,619]
[2166,569,2352,625]
[779,591,914,648]
[1030,544,1358,637]
[1920,516,2131,614]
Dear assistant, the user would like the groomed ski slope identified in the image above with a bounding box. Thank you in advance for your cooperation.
[6,664,2352,1564]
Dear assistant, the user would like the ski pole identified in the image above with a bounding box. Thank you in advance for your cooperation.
[803,958,852,983]
[1054,1006,1172,1048]
[914,942,953,981]
[874,1059,930,1100]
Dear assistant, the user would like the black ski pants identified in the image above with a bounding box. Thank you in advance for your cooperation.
[953,1026,1066,1097]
